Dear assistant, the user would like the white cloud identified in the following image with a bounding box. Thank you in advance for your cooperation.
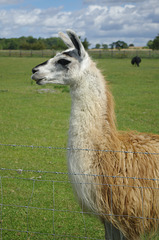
[0,0,158,47]
[83,0,159,46]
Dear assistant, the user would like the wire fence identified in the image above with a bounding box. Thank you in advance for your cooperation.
[0,143,158,240]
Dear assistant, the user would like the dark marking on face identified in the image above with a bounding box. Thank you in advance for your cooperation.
[35,60,48,68]
[63,51,72,57]
[32,60,48,74]
[57,59,71,66]
[63,49,80,60]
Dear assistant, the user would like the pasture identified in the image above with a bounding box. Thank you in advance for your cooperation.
[0,57,159,239]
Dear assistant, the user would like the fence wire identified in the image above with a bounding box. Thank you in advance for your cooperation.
[0,143,158,240]
[1,143,159,155]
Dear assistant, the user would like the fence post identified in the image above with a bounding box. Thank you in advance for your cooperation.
[111,50,113,58]
[149,50,151,58]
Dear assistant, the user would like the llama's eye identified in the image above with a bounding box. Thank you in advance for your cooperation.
[57,59,71,66]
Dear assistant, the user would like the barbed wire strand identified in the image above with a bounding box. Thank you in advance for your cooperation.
[1,143,159,155]
[0,175,159,197]
[0,166,158,183]
[1,201,158,222]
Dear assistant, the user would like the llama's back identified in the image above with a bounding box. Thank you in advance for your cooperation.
[119,131,159,182]
[94,131,159,239]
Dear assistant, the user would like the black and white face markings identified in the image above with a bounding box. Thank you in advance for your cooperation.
[33,50,79,73]
[57,59,71,66]
[55,49,80,69]
[31,29,86,85]
[63,49,81,61]
[32,60,48,74]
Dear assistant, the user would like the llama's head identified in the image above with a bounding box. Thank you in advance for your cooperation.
[31,30,89,86]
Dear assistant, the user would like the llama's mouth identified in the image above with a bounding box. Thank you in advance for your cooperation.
[36,79,45,85]
[31,74,46,85]
[32,76,46,85]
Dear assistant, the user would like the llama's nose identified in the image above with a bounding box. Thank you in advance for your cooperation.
[32,67,38,74]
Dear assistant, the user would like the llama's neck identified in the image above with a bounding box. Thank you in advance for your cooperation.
[67,61,117,211]
[68,61,117,173]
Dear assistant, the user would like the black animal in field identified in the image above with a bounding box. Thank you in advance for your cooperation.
[131,56,141,67]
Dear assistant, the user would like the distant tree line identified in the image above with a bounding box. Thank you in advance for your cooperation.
[0,36,133,51]
[92,34,159,50]
[95,41,129,50]
[0,36,90,50]
[0,33,159,50]
[147,34,159,50]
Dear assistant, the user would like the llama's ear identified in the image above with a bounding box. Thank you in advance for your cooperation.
[59,32,74,49]
[66,29,86,59]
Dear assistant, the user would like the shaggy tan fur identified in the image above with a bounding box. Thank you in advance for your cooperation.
[92,79,159,239]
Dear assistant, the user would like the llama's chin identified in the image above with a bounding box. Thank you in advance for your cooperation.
[32,77,47,85]
[35,78,66,86]
[36,79,46,85]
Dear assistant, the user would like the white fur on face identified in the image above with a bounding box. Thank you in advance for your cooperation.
[32,50,90,86]
[32,30,88,86]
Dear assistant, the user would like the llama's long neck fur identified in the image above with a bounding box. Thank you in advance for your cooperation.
[69,60,117,144]
[67,59,118,210]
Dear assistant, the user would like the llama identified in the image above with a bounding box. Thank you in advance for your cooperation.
[131,56,141,67]
[31,30,159,240]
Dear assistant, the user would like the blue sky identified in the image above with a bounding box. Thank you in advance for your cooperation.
[35,0,84,11]
[0,0,159,47]
[0,0,85,11]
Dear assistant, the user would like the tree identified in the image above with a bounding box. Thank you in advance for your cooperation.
[8,39,18,49]
[95,43,101,49]
[109,43,114,49]
[115,40,128,49]
[44,37,57,49]
[20,42,30,50]
[102,44,108,49]
[152,34,159,50]
[52,38,66,50]
[82,38,91,50]
[147,34,159,50]
[26,36,37,44]
[110,41,128,49]
[147,40,153,49]
[31,41,46,50]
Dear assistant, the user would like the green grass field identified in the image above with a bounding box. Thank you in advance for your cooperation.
[0,57,159,239]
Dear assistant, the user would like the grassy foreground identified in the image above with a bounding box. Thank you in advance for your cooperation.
[0,57,159,239]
